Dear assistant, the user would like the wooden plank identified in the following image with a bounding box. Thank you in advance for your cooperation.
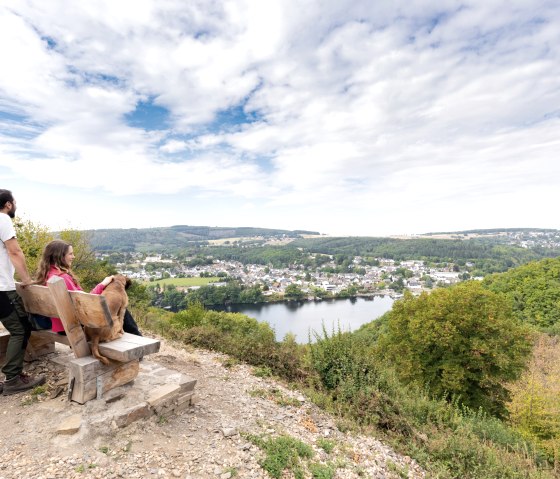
[15,283,58,317]
[97,333,161,362]
[69,291,113,329]
[32,329,71,346]
[69,357,139,403]
[47,276,91,358]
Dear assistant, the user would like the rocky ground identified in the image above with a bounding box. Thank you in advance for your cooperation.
[0,337,425,479]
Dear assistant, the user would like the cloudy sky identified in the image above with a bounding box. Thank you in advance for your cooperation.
[1,1,559,236]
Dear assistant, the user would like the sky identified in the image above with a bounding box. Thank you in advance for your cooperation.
[0,1,559,236]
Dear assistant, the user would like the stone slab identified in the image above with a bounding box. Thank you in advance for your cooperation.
[42,355,196,432]
[147,383,181,408]
[57,414,82,435]
[115,403,151,428]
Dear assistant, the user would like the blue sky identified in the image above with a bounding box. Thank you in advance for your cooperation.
[0,1,559,236]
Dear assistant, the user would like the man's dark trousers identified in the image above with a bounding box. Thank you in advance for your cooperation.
[0,291,32,379]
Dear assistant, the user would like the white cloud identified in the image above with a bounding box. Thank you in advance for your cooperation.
[0,0,559,234]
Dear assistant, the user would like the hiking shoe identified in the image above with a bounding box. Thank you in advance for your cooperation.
[2,373,45,396]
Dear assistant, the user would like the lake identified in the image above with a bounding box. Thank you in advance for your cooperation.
[213,296,395,343]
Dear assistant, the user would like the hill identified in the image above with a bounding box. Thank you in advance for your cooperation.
[0,339,424,478]
[85,225,321,252]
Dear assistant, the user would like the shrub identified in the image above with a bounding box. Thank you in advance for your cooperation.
[376,282,534,416]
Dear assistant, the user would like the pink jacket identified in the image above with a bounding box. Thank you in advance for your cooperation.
[46,266,106,332]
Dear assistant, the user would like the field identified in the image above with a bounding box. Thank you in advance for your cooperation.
[148,277,221,287]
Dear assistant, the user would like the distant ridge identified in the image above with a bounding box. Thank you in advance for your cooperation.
[85,225,321,252]
[424,228,559,235]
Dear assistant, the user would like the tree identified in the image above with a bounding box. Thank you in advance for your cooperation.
[14,218,54,276]
[162,286,187,312]
[482,257,560,332]
[284,284,305,301]
[377,281,533,416]
[507,334,560,456]
[239,285,264,304]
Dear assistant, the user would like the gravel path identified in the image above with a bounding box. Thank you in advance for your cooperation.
[0,338,425,479]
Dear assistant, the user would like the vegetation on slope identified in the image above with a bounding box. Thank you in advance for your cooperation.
[482,257,560,333]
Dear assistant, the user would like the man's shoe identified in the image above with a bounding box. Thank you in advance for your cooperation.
[2,373,45,396]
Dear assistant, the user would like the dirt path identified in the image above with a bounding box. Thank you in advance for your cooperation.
[0,338,424,479]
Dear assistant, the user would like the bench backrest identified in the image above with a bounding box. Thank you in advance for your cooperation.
[16,276,114,358]
[16,283,58,317]
[16,279,113,329]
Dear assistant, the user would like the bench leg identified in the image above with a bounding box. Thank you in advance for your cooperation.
[69,357,139,404]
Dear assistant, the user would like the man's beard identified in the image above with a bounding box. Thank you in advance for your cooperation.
[7,207,15,219]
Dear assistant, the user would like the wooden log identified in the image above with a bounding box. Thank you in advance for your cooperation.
[97,333,161,362]
[0,329,9,363]
[15,283,58,317]
[68,356,139,403]
[69,291,113,329]
[47,276,90,358]
[24,334,56,361]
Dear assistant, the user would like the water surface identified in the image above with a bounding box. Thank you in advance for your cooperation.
[215,296,394,343]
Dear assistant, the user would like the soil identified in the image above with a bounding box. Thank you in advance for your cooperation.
[0,337,425,479]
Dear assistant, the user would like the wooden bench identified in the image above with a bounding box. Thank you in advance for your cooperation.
[0,276,160,403]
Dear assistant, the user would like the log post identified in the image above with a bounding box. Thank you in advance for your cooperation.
[47,276,91,358]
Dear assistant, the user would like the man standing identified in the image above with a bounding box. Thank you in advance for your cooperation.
[0,189,45,395]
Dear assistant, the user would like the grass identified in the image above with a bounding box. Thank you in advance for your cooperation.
[316,438,336,454]
[308,462,336,479]
[249,388,302,407]
[21,385,48,406]
[224,466,238,477]
[221,357,240,369]
[253,366,273,378]
[148,277,221,287]
[243,433,314,479]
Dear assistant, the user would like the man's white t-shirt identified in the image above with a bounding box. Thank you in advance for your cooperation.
[0,212,16,291]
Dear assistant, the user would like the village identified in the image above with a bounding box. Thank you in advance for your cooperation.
[108,251,470,299]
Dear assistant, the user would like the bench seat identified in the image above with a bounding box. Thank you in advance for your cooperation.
[31,330,160,362]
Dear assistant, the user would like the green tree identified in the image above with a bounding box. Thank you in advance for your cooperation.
[482,257,560,332]
[377,281,533,416]
[162,286,187,312]
[284,284,305,301]
[14,218,54,276]
[239,285,264,304]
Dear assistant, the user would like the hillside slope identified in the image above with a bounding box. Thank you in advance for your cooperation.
[0,338,423,479]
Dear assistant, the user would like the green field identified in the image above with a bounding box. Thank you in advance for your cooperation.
[148,277,221,287]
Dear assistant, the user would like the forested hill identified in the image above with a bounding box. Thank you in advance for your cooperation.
[290,235,560,264]
[86,225,320,252]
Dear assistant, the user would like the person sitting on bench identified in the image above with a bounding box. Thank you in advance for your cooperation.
[35,240,142,336]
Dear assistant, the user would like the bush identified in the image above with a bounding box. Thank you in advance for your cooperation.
[376,282,533,416]
[173,304,306,380]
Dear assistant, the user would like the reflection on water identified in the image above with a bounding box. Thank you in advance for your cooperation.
[212,296,394,343]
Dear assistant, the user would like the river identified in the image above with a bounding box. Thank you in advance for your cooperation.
[213,296,395,343]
